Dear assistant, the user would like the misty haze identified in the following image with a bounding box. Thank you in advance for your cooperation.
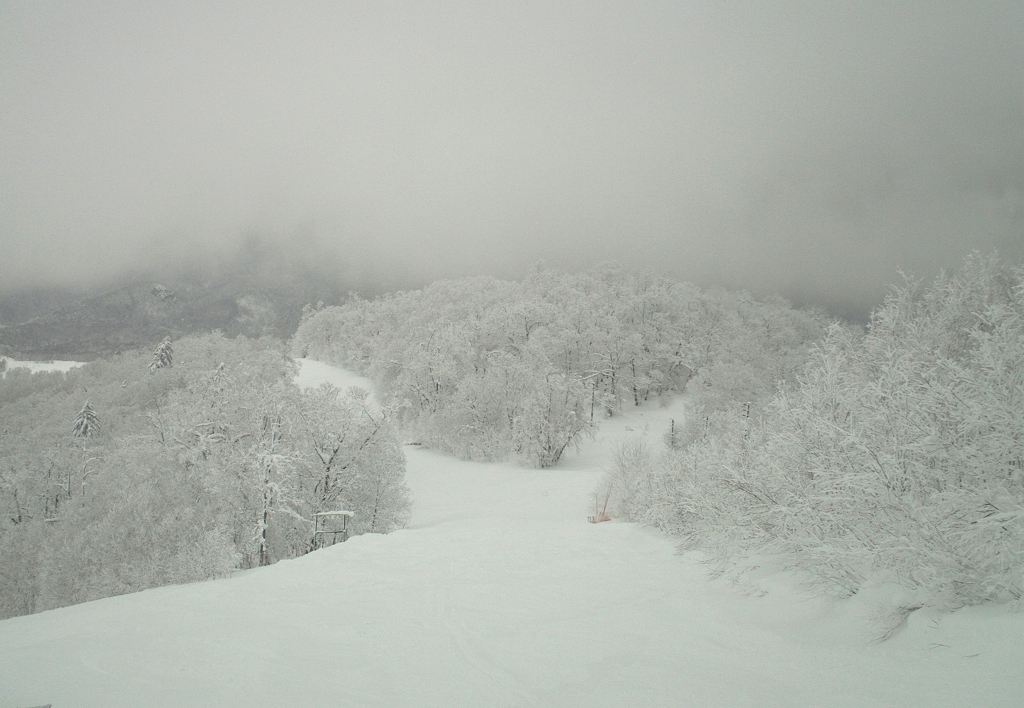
[1,3,1023,707]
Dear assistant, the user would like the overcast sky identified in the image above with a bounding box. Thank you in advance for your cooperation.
[1,2,1022,316]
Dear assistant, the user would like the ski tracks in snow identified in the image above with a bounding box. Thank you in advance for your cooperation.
[3,360,1023,707]
[434,581,541,708]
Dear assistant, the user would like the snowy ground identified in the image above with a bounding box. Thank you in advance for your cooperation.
[1,359,1021,707]
[0,356,83,377]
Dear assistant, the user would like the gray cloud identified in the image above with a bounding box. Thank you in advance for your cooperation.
[2,2,1022,317]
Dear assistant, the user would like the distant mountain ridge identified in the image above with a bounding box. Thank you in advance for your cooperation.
[0,272,352,361]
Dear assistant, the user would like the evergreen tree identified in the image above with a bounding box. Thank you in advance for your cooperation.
[72,400,99,438]
[149,337,174,372]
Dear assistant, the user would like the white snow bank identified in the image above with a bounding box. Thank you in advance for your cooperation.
[1,362,1021,708]
[0,356,83,377]
[293,357,374,393]
[293,357,381,413]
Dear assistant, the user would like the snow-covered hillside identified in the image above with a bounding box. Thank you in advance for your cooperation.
[1,360,1021,707]
[0,356,82,376]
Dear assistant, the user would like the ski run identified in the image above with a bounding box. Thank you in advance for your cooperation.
[1,359,1021,708]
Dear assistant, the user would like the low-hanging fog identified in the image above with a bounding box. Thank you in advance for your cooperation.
[1,2,1022,318]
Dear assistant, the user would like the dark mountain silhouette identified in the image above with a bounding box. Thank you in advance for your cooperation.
[0,238,388,361]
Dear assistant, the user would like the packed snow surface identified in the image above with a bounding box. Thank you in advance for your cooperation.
[1,359,1021,707]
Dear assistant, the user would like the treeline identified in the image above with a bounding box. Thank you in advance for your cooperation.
[293,265,826,466]
[607,254,1024,610]
[0,333,410,619]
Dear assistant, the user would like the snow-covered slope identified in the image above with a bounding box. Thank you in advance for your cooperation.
[0,356,83,376]
[1,360,1021,707]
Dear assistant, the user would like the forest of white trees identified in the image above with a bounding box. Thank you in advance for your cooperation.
[2,256,1019,620]
[0,334,410,619]
[292,265,826,467]
[9,264,833,618]
[605,254,1024,610]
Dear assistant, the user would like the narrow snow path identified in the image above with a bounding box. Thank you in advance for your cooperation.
[1,360,1021,707]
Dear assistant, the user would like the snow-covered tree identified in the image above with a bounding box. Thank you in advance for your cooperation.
[291,266,824,468]
[0,331,414,619]
[608,254,1024,610]
[72,400,99,438]
[149,336,173,372]
[297,384,410,536]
